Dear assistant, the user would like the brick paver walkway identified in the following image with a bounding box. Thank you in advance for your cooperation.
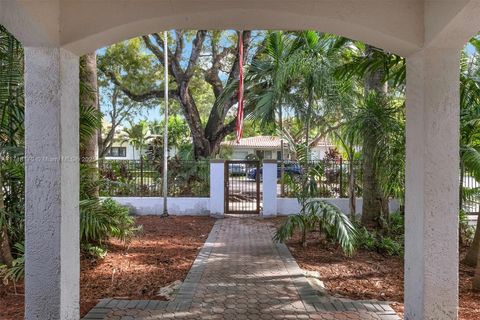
[84,218,400,320]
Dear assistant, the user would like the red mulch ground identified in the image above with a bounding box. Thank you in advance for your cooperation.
[0,216,215,320]
[259,218,480,320]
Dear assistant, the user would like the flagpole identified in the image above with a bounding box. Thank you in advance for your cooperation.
[162,30,169,217]
[235,31,244,144]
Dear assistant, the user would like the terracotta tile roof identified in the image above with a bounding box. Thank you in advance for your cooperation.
[221,136,333,149]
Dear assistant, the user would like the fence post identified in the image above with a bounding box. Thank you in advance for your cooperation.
[209,159,225,217]
[263,160,278,216]
[339,158,344,198]
[140,157,144,196]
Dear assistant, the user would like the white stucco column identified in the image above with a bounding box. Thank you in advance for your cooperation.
[405,47,460,320]
[24,47,80,320]
[210,160,225,217]
[262,160,278,216]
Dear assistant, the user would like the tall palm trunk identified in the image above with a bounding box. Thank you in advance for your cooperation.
[279,103,285,196]
[465,218,480,267]
[0,172,14,267]
[305,89,313,161]
[361,45,388,227]
[80,53,99,199]
[473,244,480,291]
[361,130,383,227]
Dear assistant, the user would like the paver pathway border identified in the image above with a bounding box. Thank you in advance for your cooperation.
[83,218,401,320]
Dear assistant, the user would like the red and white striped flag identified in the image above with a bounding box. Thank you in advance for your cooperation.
[235,31,245,144]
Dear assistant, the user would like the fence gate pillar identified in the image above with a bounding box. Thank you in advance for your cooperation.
[210,160,225,217]
[262,160,278,216]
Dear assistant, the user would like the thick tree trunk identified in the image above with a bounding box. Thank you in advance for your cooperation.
[80,53,99,199]
[174,74,213,159]
[361,131,383,227]
[361,45,388,227]
[0,174,13,267]
[465,216,480,267]
[473,242,480,291]
[0,226,13,267]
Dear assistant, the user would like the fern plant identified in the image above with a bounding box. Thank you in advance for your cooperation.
[1,241,24,282]
[80,198,137,245]
[274,199,356,255]
[274,137,357,255]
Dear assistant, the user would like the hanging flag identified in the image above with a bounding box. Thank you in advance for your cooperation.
[235,31,244,144]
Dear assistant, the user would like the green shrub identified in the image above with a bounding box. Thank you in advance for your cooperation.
[388,212,404,236]
[80,198,137,245]
[81,244,108,259]
[1,242,25,283]
[377,236,404,256]
[274,200,357,256]
[355,226,404,256]
[356,227,377,251]
[3,199,136,282]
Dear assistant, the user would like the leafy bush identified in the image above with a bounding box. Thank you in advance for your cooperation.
[80,198,136,245]
[387,212,404,236]
[377,236,403,256]
[82,243,108,259]
[1,242,25,283]
[355,224,404,256]
[274,200,357,256]
[356,227,377,251]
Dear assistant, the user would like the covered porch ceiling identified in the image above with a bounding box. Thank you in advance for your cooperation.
[0,0,478,56]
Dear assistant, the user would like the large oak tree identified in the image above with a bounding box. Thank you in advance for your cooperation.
[99,30,253,159]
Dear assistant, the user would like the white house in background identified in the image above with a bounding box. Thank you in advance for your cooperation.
[104,143,141,160]
[101,121,143,160]
[220,135,335,160]
[101,121,181,161]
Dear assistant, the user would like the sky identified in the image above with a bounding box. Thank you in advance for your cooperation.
[97,30,479,127]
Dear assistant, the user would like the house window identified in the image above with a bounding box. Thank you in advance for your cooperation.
[106,147,127,157]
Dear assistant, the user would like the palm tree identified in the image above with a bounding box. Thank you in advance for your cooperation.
[274,143,357,253]
[288,32,345,160]
[80,52,102,199]
[247,31,301,194]
[330,126,360,220]
[335,40,405,227]
[341,92,403,226]
[121,120,152,159]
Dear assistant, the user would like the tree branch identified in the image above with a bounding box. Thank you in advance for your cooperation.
[185,30,207,79]
[103,69,178,102]
[174,30,184,63]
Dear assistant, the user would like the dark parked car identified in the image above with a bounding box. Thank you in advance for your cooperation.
[247,162,302,180]
[228,163,247,176]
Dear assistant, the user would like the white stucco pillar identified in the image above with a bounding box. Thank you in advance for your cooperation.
[405,47,460,320]
[24,47,80,320]
[210,160,225,217]
[262,160,278,216]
